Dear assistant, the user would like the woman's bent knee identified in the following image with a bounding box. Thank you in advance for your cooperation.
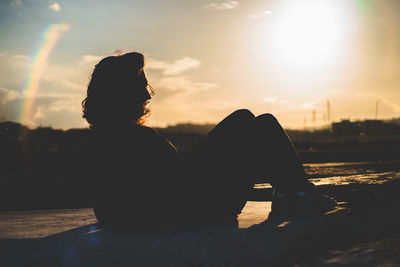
[228,109,255,121]
[202,109,254,143]
[255,113,278,123]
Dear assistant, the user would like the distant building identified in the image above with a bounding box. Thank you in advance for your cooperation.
[332,119,400,136]
[0,121,29,148]
[332,118,400,142]
[332,120,361,136]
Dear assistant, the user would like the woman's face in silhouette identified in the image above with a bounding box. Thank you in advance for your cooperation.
[139,70,152,101]
[126,69,151,102]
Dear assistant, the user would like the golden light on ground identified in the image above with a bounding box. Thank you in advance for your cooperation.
[266,0,350,73]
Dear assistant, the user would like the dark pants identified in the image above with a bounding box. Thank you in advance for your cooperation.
[190,109,315,218]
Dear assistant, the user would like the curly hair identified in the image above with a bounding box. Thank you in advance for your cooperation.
[82,52,153,128]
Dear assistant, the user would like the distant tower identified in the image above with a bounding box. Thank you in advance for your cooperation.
[327,100,331,122]
[312,109,316,128]
[304,117,307,130]
[375,99,379,119]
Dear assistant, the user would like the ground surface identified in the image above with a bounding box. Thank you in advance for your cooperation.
[1,161,400,266]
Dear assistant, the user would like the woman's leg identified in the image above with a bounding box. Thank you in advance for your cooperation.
[191,110,334,220]
[195,109,255,156]
[250,113,315,194]
[195,111,314,195]
[191,109,256,216]
[249,113,336,218]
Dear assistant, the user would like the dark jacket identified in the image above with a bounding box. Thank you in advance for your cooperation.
[87,124,187,228]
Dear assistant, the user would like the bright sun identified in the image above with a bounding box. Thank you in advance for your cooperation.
[268,1,346,72]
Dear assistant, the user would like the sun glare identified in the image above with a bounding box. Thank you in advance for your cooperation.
[267,1,347,72]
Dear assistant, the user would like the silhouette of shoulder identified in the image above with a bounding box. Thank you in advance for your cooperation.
[89,124,180,164]
[130,125,179,157]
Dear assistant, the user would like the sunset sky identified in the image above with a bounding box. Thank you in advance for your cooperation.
[0,0,399,129]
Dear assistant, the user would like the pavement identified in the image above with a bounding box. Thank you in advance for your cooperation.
[1,167,400,266]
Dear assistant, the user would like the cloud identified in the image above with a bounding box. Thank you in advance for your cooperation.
[203,1,239,10]
[81,55,103,64]
[0,87,20,104]
[0,52,91,127]
[10,0,22,5]
[354,92,400,114]
[0,53,31,89]
[262,97,290,107]
[39,61,89,91]
[147,57,201,75]
[164,57,201,75]
[0,89,85,128]
[247,10,272,19]
[12,54,31,60]
[144,56,219,124]
[290,91,400,125]
[145,57,169,70]
[149,95,236,127]
[301,101,315,110]
[246,14,262,19]
[154,76,217,92]
[48,3,60,11]
[0,52,31,64]
[263,97,277,103]
[381,99,400,113]
[35,93,81,113]
[29,93,85,128]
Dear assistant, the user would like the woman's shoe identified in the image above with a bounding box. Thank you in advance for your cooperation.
[269,190,294,220]
[294,190,337,216]
[268,189,337,221]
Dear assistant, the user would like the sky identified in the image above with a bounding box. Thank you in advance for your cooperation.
[0,0,399,129]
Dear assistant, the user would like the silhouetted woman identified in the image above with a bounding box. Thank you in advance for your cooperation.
[82,52,336,230]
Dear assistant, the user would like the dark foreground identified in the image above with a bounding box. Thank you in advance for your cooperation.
[1,163,400,266]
